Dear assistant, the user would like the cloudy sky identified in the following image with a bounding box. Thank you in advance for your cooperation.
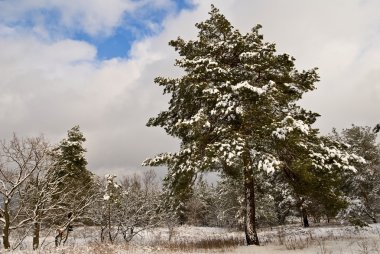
[1,0,379,177]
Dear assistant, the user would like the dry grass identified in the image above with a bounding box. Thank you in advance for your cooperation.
[16,234,244,254]
[150,236,244,252]
[316,240,332,254]
[284,235,312,250]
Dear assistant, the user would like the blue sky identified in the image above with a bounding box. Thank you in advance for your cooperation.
[0,0,195,59]
[72,0,194,59]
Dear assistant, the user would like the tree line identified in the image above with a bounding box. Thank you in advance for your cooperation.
[1,124,379,250]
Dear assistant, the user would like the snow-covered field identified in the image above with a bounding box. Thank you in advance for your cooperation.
[233,224,380,254]
[10,224,380,253]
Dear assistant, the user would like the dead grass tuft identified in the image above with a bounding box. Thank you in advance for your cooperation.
[152,236,244,252]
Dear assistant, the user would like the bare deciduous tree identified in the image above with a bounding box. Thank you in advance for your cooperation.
[92,170,167,244]
[0,135,49,249]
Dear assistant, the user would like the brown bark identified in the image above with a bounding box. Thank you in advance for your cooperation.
[243,151,260,246]
[32,222,40,250]
[301,207,309,227]
[3,202,11,249]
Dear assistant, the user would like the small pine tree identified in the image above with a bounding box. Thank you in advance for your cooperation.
[52,126,94,213]
[53,126,88,178]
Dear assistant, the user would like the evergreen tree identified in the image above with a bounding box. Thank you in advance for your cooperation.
[143,6,361,245]
[274,132,362,227]
[53,126,88,177]
[332,125,380,224]
[270,177,296,225]
[183,177,217,226]
[215,173,245,229]
[52,125,94,216]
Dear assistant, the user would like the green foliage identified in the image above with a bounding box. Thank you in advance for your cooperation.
[51,125,94,212]
[332,125,380,224]
[53,125,89,179]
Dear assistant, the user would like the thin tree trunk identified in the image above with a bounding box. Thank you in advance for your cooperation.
[3,202,11,249]
[364,209,377,223]
[63,228,70,245]
[33,222,40,250]
[108,202,113,243]
[243,151,260,246]
[100,226,105,242]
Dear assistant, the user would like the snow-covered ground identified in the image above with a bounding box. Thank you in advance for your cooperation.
[10,224,380,253]
[231,224,380,254]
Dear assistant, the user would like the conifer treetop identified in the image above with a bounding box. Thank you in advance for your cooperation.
[143,6,320,173]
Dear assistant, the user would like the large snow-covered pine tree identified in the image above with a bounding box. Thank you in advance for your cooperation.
[143,6,362,245]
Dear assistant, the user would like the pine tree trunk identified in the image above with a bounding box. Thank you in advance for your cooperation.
[301,208,309,227]
[243,152,260,246]
[3,202,11,249]
[33,222,40,250]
